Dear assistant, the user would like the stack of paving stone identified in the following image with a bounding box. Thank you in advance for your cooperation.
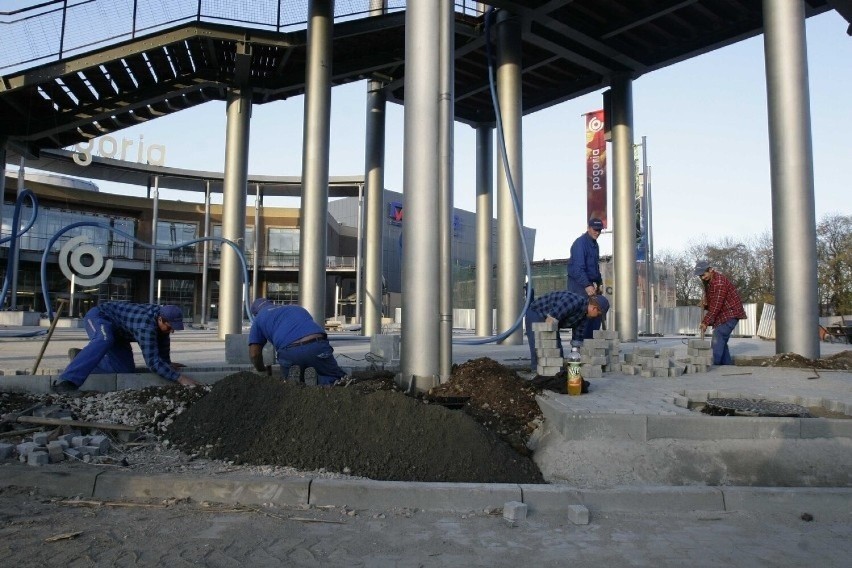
[578,330,622,378]
[680,338,713,373]
[531,320,564,376]
[3,431,112,466]
[622,347,684,377]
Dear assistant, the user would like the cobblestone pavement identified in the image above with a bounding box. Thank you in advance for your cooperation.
[1,487,850,567]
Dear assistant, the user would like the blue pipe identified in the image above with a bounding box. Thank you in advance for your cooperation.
[40,221,253,322]
[0,189,39,309]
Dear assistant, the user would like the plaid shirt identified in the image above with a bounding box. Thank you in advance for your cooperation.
[702,271,746,327]
[529,290,589,333]
[97,302,179,381]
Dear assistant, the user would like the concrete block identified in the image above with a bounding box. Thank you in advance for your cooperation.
[659,348,675,358]
[689,339,711,349]
[47,443,65,463]
[71,436,91,448]
[536,348,562,358]
[16,441,37,458]
[637,348,657,357]
[640,370,654,378]
[669,367,684,377]
[557,414,647,441]
[721,488,852,521]
[538,357,564,367]
[620,364,637,375]
[310,479,521,512]
[800,418,852,439]
[623,353,635,364]
[536,365,561,376]
[536,339,558,349]
[28,451,49,466]
[32,432,49,446]
[673,394,690,408]
[583,365,603,378]
[89,435,110,454]
[0,374,52,394]
[503,501,528,522]
[646,416,800,440]
[652,358,670,369]
[520,485,582,513]
[0,444,14,459]
[64,448,82,460]
[79,373,117,392]
[532,321,558,332]
[83,445,105,457]
[580,487,724,513]
[567,504,590,525]
[653,369,669,378]
[589,356,607,365]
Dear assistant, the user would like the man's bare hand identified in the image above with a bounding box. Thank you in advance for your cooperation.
[585,285,596,296]
[171,362,186,370]
[177,376,202,387]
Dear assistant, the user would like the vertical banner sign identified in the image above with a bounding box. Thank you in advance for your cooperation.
[584,110,607,227]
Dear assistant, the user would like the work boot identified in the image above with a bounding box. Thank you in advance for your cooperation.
[67,348,82,362]
[303,367,318,386]
[52,380,81,397]
[286,365,302,383]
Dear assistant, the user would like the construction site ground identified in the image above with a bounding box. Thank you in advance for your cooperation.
[1,325,851,565]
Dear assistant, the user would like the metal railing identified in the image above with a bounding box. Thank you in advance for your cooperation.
[0,0,485,72]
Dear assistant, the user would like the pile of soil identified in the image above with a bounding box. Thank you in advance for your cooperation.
[166,371,544,484]
[760,350,852,370]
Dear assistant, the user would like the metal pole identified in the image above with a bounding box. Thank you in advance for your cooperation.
[148,175,159,304]
[642,136,651,334]
[355,183,363,323]
[299,0,334,325]
[495,10,524,346]
[9,158,25,309]
[438,0,455,381]
[59,0,68,59]
[400,0,440,391]
[763,0,819,358]
[363,77,386,338]
[0,141,6,248]
[132,0,138,39]
[475,125,494,337]
[200,181,211,325]
[647,165,656,334]
[611,74,638,342]
[219,87,252,338]
[69,274,75,319]
[252,184,261,301]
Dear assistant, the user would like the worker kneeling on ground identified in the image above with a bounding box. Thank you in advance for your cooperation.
[248,298,347,386]
[54,302,202,394]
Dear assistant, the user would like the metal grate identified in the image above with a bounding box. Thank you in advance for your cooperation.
[703,397,812,418]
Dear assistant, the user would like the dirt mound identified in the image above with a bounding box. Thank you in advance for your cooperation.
[760,350,852,370]
[166,372,544,484]
[428,358,543,455]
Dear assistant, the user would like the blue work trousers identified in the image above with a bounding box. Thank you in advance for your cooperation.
[276,340,346,385]
[711,318,739,365]
[61,308,136,386]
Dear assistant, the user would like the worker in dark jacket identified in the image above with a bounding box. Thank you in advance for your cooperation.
[54,302,201,394]
[567,217,609,338]
[248,298,347,386]
[525,290,608,371]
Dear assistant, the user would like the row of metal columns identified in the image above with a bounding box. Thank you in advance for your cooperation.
[14,0,809,361]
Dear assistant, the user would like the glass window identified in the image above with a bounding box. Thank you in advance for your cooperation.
[267,227,299,254]
[155,220,197,262]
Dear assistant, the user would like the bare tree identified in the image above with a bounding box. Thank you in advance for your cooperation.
[816,213,852,316]
[656,249,702,306]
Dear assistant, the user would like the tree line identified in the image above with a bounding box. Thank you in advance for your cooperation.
[656,213,851,316]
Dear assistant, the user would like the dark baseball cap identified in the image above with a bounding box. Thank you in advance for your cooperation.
[588,218,605,231]
[693,260,712,276]
[159,305,185,330]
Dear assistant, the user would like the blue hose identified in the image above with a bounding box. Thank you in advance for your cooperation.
[40,221,253,322]
[0,189,39,309]
[454,7,534,345]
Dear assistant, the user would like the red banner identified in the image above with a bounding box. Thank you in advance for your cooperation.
[584,110,607,227]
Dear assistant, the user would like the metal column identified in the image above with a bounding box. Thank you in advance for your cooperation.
[148,176,159,305]
[611,75,638,342]
[475,125,494,337]
[763,0,819,358]
[219,87,252,339]
[355,184,363,323]
[0,141,6,254]
[438,0,455,380]
[200,181,211,325]
[252,184,262,301]
[363,78,386,338]
[495,10,524,345]
[299,0,334,325]
[9,158,25,309]
[400,0,440,391]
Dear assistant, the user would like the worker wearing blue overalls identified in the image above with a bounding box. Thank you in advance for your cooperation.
[567,217,609,339]
[54,302,201,394]
[248,298,347,386]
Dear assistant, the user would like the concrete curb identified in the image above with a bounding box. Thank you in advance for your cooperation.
[2,464,850,520]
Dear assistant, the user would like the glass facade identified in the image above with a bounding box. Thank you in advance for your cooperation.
[155,220,198,262]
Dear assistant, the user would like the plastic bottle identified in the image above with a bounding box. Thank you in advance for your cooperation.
[566,343,583,396]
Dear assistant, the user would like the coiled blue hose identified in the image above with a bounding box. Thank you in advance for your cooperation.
[40,221,253,322]
[0,189,39,309]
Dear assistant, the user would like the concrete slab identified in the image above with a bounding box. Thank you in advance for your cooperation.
[579,486,726,512]
[0,374,51,393]
[721,487,852,521]
[0,463,97,497]
[309,479,522,512]
[800,418,852,439]
[646,415,803,440]
[556,414,648,441]
[93,472,310,506]
[520,484,583,513]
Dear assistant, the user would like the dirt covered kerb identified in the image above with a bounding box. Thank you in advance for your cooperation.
[166,359,545,484]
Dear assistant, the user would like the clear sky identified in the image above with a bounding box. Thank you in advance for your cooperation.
[24,9,852,261]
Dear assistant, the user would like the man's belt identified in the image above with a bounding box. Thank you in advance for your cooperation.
[285,333,327,348]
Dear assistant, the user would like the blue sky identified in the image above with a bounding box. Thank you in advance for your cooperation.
[22,9,852,261]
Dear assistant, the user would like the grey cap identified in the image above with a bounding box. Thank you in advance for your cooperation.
[693,259,712,276]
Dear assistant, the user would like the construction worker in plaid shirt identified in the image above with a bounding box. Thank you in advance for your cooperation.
[694,260,747,365]
[54,302,202,394]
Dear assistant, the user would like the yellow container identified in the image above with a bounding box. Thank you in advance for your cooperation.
[567,376,583,396]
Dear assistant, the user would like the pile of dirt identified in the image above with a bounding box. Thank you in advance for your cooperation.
[760,350,852,370]
[166,371,544,484]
